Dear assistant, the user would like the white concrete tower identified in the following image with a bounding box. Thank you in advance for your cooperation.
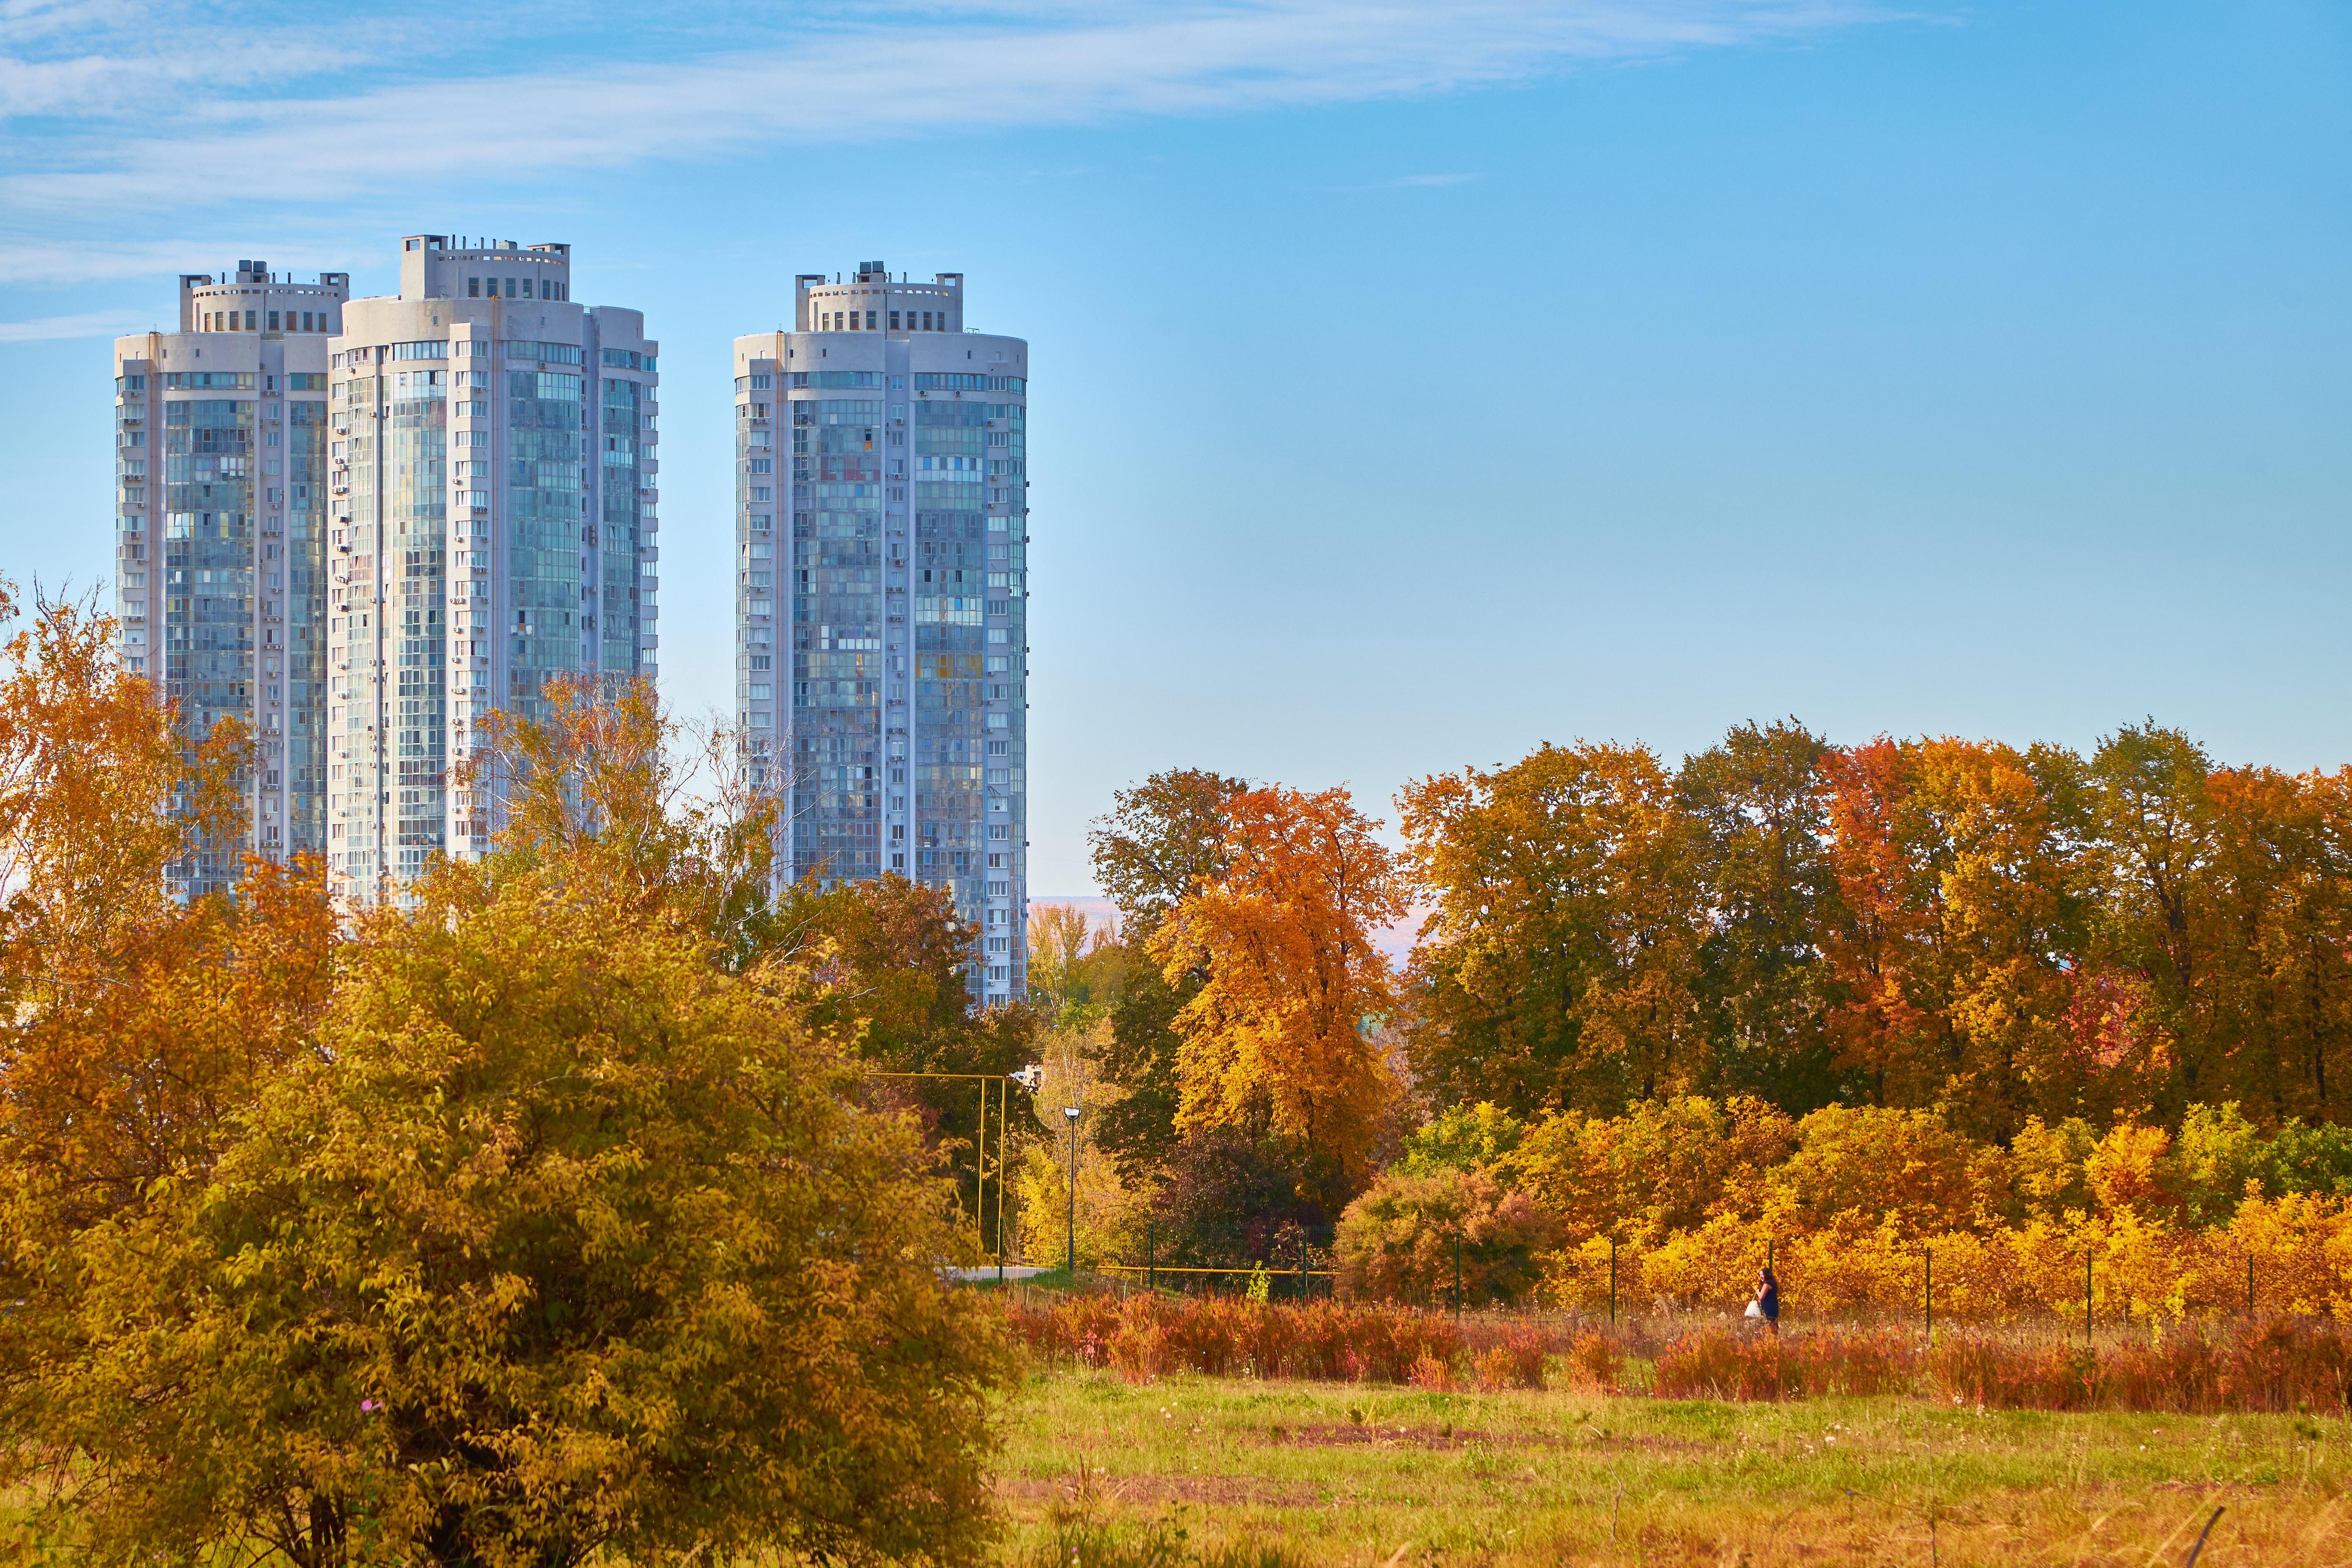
[114,261,350,897]
[326,235,658,904]
[732,261,1030,1002]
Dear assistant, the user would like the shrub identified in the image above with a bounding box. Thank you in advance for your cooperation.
[1334,1168,1559,1305]
[1653,1329,1921,1401]
[1408,1351,1456,1391]
[1007,1293,1489,1385]
[1396,1101,1527,1176]
[1474,1327,1548,1391]
[1927,1319,2352,1413]
[1565,1331,1622,1393]
[1773,1105,2011,1233]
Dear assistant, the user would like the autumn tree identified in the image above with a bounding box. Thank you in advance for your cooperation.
[1499,1096,1796,1244]
[1678,719,1853,1110]
[0,584,344,1557]
[0,581,332,1265]
[1768,1104,2012,1233]
[1083,768,1247,1177]
[464,674,783,964]
[6,670,1016,1568]
[1821,735,2101,1137]
[1145,783,1406,1208]
[1401,740,1706,1116]
[1027,901,1133,1020]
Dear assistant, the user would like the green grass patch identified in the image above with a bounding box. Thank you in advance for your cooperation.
[999,1369,2352,1564]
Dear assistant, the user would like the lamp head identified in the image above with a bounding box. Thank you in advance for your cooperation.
[1063,1106,1081,1122]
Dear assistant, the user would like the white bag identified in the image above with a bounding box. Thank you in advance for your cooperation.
[1744,1301,1764,1320]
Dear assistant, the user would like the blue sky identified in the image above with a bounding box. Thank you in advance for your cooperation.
[2,0,2346,893]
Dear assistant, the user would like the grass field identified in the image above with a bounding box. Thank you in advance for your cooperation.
[996,1368,2352,1566]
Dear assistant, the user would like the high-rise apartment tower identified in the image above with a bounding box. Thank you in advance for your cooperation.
[326,236,658,903]
[114,262,350,896]
[733,262,1030,1000]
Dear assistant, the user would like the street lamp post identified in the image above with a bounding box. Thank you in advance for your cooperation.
[1063,1106,1082,1275]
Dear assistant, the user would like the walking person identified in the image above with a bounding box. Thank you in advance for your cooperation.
[1747,1265,1780,1335]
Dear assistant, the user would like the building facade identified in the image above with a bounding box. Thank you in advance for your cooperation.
[113,262,350,896]
[326,236,658,903]
[732,261,1030,1000]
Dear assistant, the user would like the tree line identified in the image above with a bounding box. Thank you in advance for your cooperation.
[1032,722,2352,1253]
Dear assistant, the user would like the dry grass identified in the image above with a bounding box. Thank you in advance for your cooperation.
[999,1367,2352,1565]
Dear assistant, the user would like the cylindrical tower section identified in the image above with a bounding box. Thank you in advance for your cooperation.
[326,235,656,906]
[737,259,1030,1003]
[115,259,349,897]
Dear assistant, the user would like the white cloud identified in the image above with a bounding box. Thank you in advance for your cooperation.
[0,0,1894,269]
[0,307,151,340]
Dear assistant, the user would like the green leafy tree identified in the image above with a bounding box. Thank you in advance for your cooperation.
[1084,769,1246,1178]
[1393,1101,1528,1177]
[1401,740,1706,1116]
[1678,719,1853,1112]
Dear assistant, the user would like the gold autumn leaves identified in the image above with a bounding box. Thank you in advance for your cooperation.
[1126,719,2352,1218]
[0,589,1013,1568]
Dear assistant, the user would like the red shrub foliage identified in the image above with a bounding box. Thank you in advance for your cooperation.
[1009,1292,2352,1416]
[1564,1331,1622,1393]
[1933,1317,2352,1413]
[1005,1293,1565,1386]
[1653,1329,1919,1401]
[1473,1326,1549,1391]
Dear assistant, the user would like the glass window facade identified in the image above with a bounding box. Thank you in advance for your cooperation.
[162,396,254,895]
[506,367,583,720]
[736,266,1028,1001]
[286,398,329,854]
[326,241,653,907]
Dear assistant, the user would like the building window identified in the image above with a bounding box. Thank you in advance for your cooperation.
[268,310,279,330]
[889,310,901,329]
[865,310,876,330]
[521,277,533,299]
[246,310,256,330]
[505,278,516,297]
[468,278,479,297]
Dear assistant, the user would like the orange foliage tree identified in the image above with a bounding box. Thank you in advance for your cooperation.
[1821,735,2104,1137]
[1146,784,1406,1206]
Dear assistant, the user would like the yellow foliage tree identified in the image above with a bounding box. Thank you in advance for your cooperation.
[0,663,1016,1568]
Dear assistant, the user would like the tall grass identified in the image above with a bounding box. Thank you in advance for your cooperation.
[1007,1292,1531,1386]
[1007,1290,2352,1413]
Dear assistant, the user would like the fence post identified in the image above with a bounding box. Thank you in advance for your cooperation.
[1147,1219,1155,1292]
[1299,1230,1308,1303]
[2248,1253,2255,1317]
[995,1079,1007,1286]
[1609,1238,1618,1328]
[2085,1250,2094,1344]
[1924,1245,1932,1344]
[1454,1229,1462,1323]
